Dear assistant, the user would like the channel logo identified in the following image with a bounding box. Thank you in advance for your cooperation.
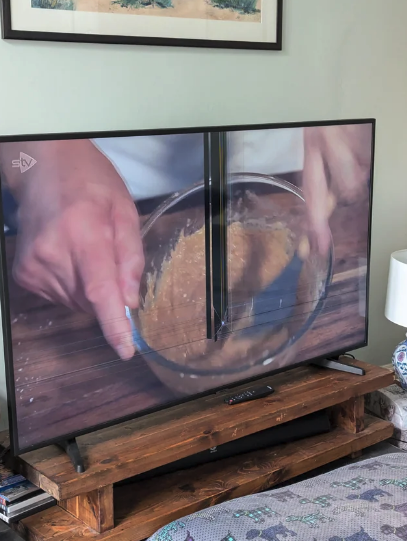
[12,152,37,174]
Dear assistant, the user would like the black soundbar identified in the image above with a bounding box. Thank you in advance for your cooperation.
[119,409,331,485]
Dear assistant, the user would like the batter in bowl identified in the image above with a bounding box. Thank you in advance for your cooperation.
[139,221,297,371]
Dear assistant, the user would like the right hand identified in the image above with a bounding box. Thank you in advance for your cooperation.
[10,140,144,360]
[302,124,372,254]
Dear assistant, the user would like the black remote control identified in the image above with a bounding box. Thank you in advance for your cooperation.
[225,385,274,405]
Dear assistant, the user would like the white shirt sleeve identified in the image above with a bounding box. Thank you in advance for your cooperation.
[92,127,304,200]
[228,128,304,176]
[92,133,205,200]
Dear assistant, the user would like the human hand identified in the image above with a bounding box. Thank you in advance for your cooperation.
[9,140,143,360]
[302,124,372,254]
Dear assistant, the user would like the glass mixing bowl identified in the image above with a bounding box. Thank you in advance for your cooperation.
[127,173,334,396]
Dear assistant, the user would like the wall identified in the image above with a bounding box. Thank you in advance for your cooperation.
[0,0,406,431]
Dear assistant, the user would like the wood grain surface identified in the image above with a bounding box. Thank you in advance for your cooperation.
[13,415,393,541]
[13,360,392,501]
[331,396,365,434]
[60,485,114,534]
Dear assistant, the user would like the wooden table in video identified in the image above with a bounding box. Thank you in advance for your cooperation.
[5,189,369,450]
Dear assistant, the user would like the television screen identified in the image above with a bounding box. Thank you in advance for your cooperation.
[0,120,375,454]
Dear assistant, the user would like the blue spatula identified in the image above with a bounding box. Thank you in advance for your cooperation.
[243,252,303,334]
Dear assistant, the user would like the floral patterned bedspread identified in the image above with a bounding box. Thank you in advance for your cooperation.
[147,453,407,541]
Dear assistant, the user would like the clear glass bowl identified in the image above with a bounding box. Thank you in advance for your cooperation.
[127,173,334,395]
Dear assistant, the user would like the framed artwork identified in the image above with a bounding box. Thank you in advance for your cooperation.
[1,0,283,50]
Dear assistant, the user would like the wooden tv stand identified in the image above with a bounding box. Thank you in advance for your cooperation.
[2,359,393,541]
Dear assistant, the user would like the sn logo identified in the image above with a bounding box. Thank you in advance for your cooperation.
[12,152,37,174]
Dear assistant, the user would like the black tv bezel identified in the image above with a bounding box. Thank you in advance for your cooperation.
[0,118,376,456]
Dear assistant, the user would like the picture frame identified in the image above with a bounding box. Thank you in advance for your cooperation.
[1,0,283,51]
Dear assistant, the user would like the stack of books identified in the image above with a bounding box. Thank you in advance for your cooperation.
[0,463,55,523]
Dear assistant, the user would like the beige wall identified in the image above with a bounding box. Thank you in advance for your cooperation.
[0,0,406,431]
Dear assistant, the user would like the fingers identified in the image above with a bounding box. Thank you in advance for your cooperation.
[112,200,144,310]
[13,259,79,311]
[303,129,332,255]
[326,138,363,203]
[13,231,83,312]
[77,214,135,361]
[322,125,371,204]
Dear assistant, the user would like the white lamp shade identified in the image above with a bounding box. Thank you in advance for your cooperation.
[385,249,407,328]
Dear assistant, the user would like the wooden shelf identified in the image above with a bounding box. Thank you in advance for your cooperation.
[3,359,394,541]
[14,415,392,541]
[15,360,392,501]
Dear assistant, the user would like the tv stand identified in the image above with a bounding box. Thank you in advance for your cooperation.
[3,359,393,541]
[57,438,85,474]
[312,357,366,376]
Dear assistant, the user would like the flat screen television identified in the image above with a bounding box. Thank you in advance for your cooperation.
[0,119,375,455]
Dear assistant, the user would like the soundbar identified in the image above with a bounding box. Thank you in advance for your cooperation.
[119,409,331,485]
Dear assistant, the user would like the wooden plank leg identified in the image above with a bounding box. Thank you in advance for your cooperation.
[331,396,365,434]
[60,485,114,533]
[349,450,363,459]
[330,396,365,459]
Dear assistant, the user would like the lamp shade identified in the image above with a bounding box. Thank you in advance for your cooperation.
[385,249,407,328]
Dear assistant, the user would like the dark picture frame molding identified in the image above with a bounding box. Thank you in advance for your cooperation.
[1,0,283,51]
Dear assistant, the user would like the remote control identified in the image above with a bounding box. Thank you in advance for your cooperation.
[225,385,274,405]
